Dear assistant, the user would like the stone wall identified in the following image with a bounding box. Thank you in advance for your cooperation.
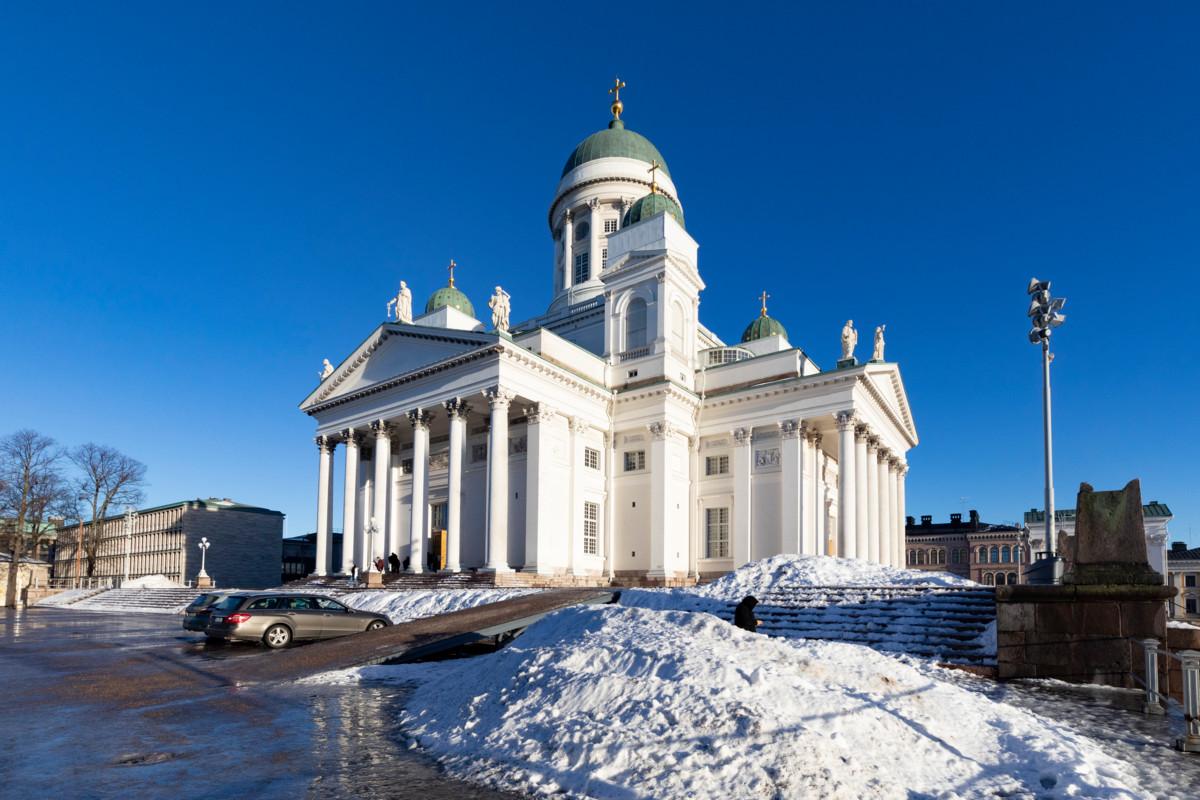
[182,509,283,589]
[996,583,1175,685]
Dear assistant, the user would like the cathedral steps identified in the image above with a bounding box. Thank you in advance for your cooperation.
[68,588,203,613]
[722,586,998,666]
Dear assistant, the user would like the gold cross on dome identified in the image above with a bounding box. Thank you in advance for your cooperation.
[448,259,456,287]
[647,160,662,193]
[609,77,626,120]
[759,291,770,317]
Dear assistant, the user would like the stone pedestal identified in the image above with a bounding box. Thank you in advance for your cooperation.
[365,570,383,588]
[996,583,1176,684]
[196,573,214,589]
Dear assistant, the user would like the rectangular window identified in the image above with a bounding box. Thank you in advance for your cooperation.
[574,251,590,284]
[401,458,413,473]
[584,447,600,470]
[604,219,618,233]
[601,247,608,269]
[1187,575,1197,588]
[1188,597,1198,615]
[705,455,729,476]
[705,507,730,558]
[623,450,645,472]
[583,502,599,555]
[471,443,487,463]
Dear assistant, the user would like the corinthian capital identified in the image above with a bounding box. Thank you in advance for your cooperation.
[732,427,753,446]
[778,419,801,440]
[370,419,392,439]
[315,434,337,453]
[341,428,362,448]
[524,403,558,425]
[483,387,515,410]
[406,409,433,430]
[649,421,677,440]
[443,397,470,419]
[836,411,857,431]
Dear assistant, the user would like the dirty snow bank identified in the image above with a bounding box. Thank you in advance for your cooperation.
[319,588,541,625]
[401,605,1138,799]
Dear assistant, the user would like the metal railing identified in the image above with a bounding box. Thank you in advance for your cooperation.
[1129,637,1200,753]
[48,576,115,590]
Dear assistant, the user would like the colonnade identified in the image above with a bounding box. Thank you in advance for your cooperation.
[313,388,516,576]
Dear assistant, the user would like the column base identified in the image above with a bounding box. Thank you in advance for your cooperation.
[365,571,383,588]
[481,564,513,573]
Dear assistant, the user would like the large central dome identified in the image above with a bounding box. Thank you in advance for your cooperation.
[560,119,671,178]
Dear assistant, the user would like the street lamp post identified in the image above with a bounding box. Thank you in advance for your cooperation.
[365,521,382,587]
[1027,277,1066,583]
[121,506,139,586]
[196,537,213,588]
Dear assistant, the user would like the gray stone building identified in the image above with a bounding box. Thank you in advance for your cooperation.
[53,498,284,589]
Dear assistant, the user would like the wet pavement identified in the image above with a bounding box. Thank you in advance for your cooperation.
[0,608,521,799]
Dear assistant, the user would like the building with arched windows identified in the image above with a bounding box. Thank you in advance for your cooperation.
[299,85,919,585]
[905,511,1028,585]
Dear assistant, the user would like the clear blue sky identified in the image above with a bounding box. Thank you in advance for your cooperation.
[2,4,1197,544]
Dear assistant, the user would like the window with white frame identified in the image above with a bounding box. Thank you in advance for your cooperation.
[705,507,730,558]
[623,450,645,472]
[583,502,599,555]
[603,218,618,233]
[705,455,729,476]
[601,247,608,269]
[584,447,600,470]
[574,252,590,284]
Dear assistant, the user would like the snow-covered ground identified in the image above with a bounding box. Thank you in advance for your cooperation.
[34,587,110,607]
[121,573,185,589]
[696,553,977,597]
[345,604,1139,799]
[1167,619,1199,630]
[319,588,542,624]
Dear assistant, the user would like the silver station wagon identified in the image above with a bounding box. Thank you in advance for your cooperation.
[204,593,390,648]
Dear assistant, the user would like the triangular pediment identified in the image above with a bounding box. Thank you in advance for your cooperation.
[300,324,494,411]
[864,363,918,445]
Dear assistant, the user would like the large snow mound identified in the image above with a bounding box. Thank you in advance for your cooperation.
[316,588,541,624]
[402,605,1138,799]
[695,554,977,600]
[121,574,185,589]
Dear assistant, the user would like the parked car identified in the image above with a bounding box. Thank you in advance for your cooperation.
[204,593,390,648]
[183,591,234,633]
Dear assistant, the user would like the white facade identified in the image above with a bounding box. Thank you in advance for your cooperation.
[300,105,918,583]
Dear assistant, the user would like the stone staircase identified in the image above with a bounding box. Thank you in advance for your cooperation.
[722,586,997,666]
[71,588,202,614]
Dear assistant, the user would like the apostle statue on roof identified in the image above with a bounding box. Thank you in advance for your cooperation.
[873,324,886,362]
[388,280,413,323]
[489,286,511,333]
[841,320,858,361]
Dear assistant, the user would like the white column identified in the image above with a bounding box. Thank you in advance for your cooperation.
[388,444,402,567]
[854,426,870,562]
[314,435,335,576]
[836,412,857,560]
[569,416,589,576]
[732,427,753,567]
[484,387,514,571]
[524,403,559,574]
[877,448,892,570]
[896,462,908,570]
[370,420,391,571]
[562,210,574,290]
[407,409,431,574]
[444,398,469,573]
[778,420,803,554]
[588,197,601,280]
[803,427,821,555]
[866,438,880,563]
[341,429,360,574]
[888,458,901,569]
[604,430,616,580]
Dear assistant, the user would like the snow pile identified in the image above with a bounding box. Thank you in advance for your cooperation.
[121,574,184,589]
[1168,619,1200,630]
[318,588,541,624]
[696,553,976,600]
[401,605,1138,799]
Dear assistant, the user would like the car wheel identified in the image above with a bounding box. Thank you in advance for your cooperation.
[263,624,292,649]
[366,619,386,632]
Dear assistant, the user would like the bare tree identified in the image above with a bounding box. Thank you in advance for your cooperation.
[69,443,146,578]
[0,430,68,607]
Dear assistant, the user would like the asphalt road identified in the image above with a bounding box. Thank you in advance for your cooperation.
[0,607,522,800]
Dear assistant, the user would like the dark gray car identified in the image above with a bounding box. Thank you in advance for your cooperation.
[204,593,390,648]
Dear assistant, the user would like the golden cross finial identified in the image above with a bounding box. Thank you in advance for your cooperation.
[647,160,662,194]
[448,259,456,288]
[759,291,770,317]
[609,77,626,120]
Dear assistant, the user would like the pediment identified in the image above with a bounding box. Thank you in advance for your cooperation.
[300,324,493,411]
[864,364,918,445]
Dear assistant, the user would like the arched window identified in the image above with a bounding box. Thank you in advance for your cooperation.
[984,572,995,586]
[1001,545,1011,563]
[671,302,686,354]
[990,546,1000,564]
[998,572,1009,585]
[978,546,988,564]
[626,298,647,350]
[1012,546,1021,563]
[951,548,960,564]
[1009,572,1018,585]
[908,549,915,565]
[917,550,926,565]
[940,549,948,565]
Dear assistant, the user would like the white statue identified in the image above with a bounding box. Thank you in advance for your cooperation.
[489,285,511,333]
[873,324,886,361]
[388,281,412,323]
[320,358,334,379]
[841,320,858,361]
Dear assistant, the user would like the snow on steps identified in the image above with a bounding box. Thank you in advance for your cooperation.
[730,586,997,666]
[68,588,201,614]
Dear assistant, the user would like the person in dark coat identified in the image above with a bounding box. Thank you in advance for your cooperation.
[733,595,759,632]
[388,552,401,573]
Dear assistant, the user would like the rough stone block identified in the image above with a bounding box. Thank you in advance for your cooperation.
[1080,602,1123,637]
[1035,601,1081,633]
[1065,479,1162,585]
[997,631,1026,649]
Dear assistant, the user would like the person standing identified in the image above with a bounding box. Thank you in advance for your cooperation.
[733,595,760,633]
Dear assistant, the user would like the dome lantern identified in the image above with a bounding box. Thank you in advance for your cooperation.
[741,291,788,342]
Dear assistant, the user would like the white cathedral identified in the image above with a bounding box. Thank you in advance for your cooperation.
[300,83,918,585]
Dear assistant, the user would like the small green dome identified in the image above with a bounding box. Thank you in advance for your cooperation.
[561,120,672,178]
[741,314,788,343]
[622,192,685,229]
[425,285,475,318]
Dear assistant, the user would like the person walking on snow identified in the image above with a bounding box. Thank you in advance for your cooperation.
[733,595,759,632]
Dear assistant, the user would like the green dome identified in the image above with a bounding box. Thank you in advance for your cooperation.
[561,120,672,178]
[622,192,685,229]
[741,314,788,343]
[425,285,475,318]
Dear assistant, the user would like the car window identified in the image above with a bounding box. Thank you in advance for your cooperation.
[214,595,247,611]
[314,597,347,612]
[287,597,316,610]
[247,597,282,610]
